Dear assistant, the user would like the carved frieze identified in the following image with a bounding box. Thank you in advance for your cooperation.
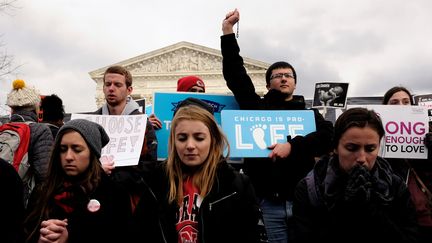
[89,41,269,108]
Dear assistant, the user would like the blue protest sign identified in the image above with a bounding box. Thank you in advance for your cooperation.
[145,104,152,115]
[153,92,239,159]
[221,110,316,157]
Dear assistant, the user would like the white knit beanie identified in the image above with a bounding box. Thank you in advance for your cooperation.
[6,79,41,108]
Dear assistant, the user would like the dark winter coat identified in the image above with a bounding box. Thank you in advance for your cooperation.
[0,158,24,243]
[25,174,132,243]
[293,155,419,243]
[10,110,53,203]
[220,33,334,201]
[132,160,268,243]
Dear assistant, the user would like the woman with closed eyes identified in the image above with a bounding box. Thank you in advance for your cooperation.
[131,98,267,243]
[24,119,132,243]
[292,108,419,243]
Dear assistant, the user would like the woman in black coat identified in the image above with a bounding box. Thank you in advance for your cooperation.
[24,119,132,243]
[293,108,419,243]
[132,99,267,243]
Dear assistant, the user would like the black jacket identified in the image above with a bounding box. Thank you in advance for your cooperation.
[25,175,132,243]
[9,110,53,204]
[293,155,419,243]
[132,160,268,243]
[0,159,24,243]
[221,33,334,200]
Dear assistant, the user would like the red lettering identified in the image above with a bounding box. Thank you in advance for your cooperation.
[413,122,426,135]
[385,121,426,135]
[385,121,398,134]
[400,122,411,135]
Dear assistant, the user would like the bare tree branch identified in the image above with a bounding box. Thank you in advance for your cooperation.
[0,0,19,14]
[0,50,21,78]
[1,0,21,77]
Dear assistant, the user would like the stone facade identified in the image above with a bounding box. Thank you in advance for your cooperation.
[89,41,270,108]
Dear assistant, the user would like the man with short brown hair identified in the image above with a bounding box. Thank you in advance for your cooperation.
[94,65,157,212]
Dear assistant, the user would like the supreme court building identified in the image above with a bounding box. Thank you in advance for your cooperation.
[89,41,270,108]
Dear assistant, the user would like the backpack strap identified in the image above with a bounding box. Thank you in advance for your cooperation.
[305,170,322,207]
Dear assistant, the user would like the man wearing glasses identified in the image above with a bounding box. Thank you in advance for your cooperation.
[221,9,334,242]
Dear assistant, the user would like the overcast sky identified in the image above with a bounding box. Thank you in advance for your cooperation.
[1,0,431,115]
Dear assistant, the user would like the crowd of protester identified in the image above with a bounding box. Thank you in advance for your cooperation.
[1,8,431,243]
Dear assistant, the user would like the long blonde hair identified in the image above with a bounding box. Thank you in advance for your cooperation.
[166,105,230,204]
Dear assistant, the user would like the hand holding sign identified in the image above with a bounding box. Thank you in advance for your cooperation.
[100,155,115,175]
[268,142,292,160]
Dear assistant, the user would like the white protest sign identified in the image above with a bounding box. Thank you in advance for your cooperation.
[70,114,147,166]
[346,105,429,159]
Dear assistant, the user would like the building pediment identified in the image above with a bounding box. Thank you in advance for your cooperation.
[89,41,269,80]
[89,41,270,108]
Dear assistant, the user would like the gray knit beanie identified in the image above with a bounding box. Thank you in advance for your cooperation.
[56,119,110,158]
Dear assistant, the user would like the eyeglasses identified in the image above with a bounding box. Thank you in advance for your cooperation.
[270,73,294,80]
